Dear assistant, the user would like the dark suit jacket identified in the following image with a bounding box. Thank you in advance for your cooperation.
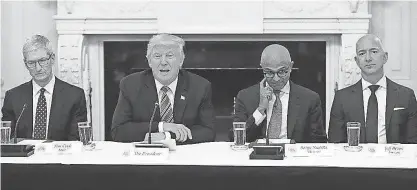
[1,77,87,141]
[230,81,327,143]
[328,78,417,143]
[111,69,215,144]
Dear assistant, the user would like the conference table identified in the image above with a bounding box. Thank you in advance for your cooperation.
[2,141,417,190]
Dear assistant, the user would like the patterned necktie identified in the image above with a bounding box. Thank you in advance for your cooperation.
[34,88,47,139]
[268,91,282,139]
[160,86,174,123]
[365,85,379,143]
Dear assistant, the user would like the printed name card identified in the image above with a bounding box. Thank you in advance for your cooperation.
[35,141,83,155]
[123,147,170,161]
[376,144,416,158]
[285,144,334,157]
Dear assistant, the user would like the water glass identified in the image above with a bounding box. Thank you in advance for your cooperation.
[347,122,361,146]
[78,122,93,146]
[1,121,12,144]
[231,122,248,150]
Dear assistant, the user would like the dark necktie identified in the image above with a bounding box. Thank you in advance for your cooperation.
[160,86,174,123]
[268,91,282,139]
[365,85,379,143]
[34,88,47,139]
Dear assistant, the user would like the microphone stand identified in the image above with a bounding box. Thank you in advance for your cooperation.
[14,104,27,143]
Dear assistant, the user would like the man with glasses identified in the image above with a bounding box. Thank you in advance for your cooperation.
[2,35,87,141]
[231,44,327,143]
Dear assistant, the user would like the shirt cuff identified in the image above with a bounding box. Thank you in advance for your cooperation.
[158,122,164,132]
[164,132,171,140]
[253,109,266,126]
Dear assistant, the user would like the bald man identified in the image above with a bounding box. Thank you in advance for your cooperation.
[329,34,417,144]
[230,44,327,143]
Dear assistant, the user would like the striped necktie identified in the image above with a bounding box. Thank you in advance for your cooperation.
[160,86,174,123]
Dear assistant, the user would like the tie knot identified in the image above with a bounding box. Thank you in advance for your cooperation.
[161,86,170,93]
[369,85,379,93]
[273,90,281,95]
[40,88,46,94]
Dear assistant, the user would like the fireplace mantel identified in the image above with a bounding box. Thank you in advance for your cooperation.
[54,1,371,140]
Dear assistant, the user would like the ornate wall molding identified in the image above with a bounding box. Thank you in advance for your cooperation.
[57,34,84,87]
[340,34,363,88]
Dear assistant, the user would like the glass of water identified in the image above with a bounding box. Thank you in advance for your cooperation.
[1,121,12,144]
[347,122,361,146]
[231,122,248,150]
[78,122,94,149]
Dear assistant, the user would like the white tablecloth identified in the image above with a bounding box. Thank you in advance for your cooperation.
[2,142,417,169]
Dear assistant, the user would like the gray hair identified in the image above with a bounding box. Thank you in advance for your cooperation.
[146,34,185,59]
[22,35,54,61]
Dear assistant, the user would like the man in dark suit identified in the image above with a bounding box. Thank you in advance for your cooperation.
[111,34,215,144]
[231,44,327,143]
[328,34,417,143]
[2,35,87,141]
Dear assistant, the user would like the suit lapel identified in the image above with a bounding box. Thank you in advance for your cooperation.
[48,78,65,139]
[350,80,366,142]
[287,82,301,139]
[173,70,188,123]
[143,70,161,121]
[21,81,34,138]
[385,79,398,131]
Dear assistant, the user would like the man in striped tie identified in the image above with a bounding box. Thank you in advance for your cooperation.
[112,34,215,144]
[232,44,327,143]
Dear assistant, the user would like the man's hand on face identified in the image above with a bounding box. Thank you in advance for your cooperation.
[258,78,273,114]
[162,123,192,142]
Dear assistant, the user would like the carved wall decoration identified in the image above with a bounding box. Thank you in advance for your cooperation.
[341,34,364,88]
[264,1,368,17]
[57,1,155,17]
[57,35,84,87]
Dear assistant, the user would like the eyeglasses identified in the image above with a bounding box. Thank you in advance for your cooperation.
[263,68,290,78]
[25,55,52,68]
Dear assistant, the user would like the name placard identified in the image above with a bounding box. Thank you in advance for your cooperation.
[123,147,169,161]
[35,141,82,155]
[375,144,415,158]
[285,144,334,157]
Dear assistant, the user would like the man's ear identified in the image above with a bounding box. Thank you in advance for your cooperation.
[354,56,359,65]
[383,52,388,64]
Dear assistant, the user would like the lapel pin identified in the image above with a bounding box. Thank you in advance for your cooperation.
[181,95,185,100]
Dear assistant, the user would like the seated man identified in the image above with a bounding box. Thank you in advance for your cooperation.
[328,34,417,143]
[111,34,215,144]
[2,35,87,141]
[230,44,327,143]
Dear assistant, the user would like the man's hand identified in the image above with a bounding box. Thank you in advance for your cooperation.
[258,78,273,114]
[163,123,192,142]
[144,132,166,142]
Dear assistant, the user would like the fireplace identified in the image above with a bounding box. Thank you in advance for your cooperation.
[54,1,371,140]
[103,40,326,141]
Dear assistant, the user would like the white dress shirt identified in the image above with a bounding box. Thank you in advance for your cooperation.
[362,76,387,144]
[32,76,55,139]
[253,81,290,139]
[155,77,178,139]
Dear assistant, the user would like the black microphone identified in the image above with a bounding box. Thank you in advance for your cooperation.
[148,102,159,144]
[14,104,27,143]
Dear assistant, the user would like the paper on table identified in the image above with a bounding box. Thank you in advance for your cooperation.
[17,140,46,145]
[256,138,291,144]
